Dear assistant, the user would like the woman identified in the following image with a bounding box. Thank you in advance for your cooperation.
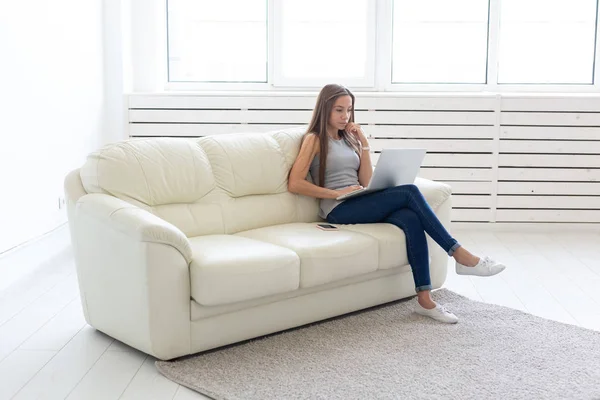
[288,84,505,323]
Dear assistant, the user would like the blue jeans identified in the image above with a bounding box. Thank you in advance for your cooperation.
[326,184,460,292]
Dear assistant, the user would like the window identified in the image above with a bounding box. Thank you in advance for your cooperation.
[167,0,267,82]
[273,0,376,87]
[497,0,598,84]
[162,0,600,90]
[391,0,490,84]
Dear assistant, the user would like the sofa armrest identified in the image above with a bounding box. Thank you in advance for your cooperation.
[414,177,452,211]
[76,194,192,264]
[70,193,192,360]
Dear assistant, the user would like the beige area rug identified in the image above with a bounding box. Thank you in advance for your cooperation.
[156,289,600,400]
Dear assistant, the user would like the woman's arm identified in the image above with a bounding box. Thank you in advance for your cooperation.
[358,147,373,187]
[346,123,373,187]
[288,134,340,199]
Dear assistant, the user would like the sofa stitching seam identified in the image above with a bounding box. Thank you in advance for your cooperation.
[127,143,153,205]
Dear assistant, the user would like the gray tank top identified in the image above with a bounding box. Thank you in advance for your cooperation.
[309,136,360,219]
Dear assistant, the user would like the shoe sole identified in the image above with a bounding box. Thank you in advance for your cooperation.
[455,265,506,277]
[415,310,459,324]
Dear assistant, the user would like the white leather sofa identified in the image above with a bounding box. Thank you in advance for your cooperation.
[64,127,453,360]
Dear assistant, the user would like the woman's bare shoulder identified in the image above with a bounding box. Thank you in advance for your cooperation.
[303,132,320,153]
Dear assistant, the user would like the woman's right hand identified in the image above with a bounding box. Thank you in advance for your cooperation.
[335,185,363,197]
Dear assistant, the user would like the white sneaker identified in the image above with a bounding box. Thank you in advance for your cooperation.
[415,302,458,324]
[456,256,506,277]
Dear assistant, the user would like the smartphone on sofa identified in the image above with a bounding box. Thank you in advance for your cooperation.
[316,223,338,231]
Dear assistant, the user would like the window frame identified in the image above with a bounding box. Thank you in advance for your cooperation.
[142,0,600,93]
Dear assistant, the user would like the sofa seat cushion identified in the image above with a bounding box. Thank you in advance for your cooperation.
[336,223,409,270]
[189,235,300,306]
[236,223,379,288]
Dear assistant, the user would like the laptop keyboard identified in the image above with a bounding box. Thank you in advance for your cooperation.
[337,188,365,200]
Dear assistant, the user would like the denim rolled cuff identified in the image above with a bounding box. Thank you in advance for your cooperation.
[416,284,433,292]
[447,242,461,256]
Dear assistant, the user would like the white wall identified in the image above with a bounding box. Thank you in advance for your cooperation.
[129,0,166,92]
[103,0,132,145]
[0,0,107,253]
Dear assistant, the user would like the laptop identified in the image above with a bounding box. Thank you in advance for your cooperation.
[336,148,426,201]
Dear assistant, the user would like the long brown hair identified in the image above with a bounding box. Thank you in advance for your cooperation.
[304,84,362,187]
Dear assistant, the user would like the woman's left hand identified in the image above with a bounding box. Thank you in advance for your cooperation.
[345,122,368,145]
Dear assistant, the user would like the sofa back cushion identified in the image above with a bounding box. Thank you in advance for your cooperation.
[80,127,320,236]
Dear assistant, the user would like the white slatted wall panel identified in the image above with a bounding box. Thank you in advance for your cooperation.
[498,95,600,224]
[127,93,600,225]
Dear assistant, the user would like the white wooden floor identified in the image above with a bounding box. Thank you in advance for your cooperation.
[1,230,599,400]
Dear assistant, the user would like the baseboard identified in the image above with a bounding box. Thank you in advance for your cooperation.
[0,223,71,292]
[451,222,600,232]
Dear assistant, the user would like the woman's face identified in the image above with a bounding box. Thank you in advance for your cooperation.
[328,95,352,133]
